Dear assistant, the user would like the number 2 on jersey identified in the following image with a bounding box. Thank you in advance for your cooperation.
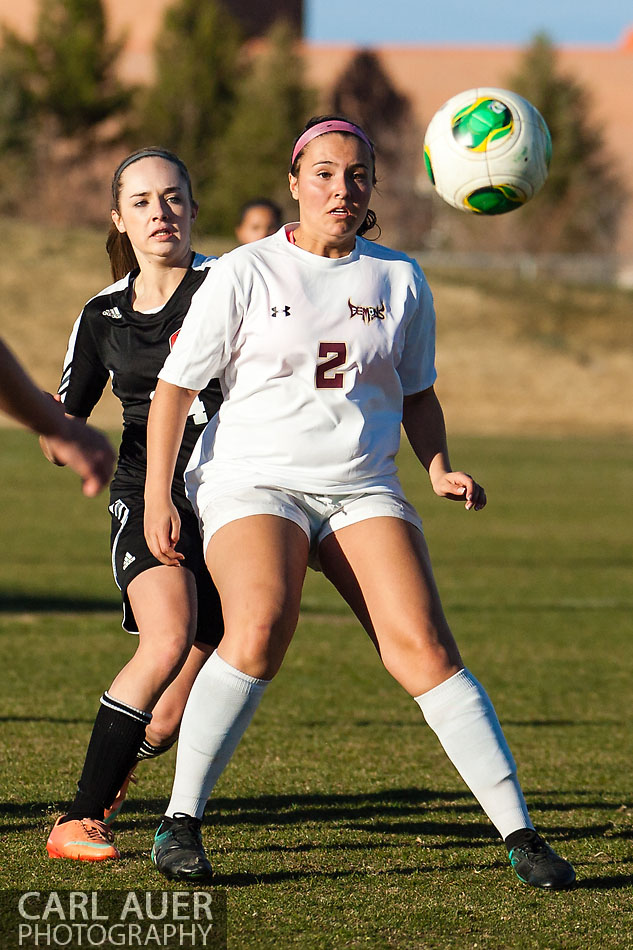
[315,342,347,389]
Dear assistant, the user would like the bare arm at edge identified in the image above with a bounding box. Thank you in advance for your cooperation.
[0,339,114,496]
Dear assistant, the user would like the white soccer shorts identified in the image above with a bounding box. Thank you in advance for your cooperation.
[194,476,423,570]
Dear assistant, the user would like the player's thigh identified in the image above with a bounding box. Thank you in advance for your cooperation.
[320,516,460,661]
[206,514,309,657]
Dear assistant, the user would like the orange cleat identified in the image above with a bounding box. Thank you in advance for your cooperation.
[46,816,120,861]
[104,767,138,825]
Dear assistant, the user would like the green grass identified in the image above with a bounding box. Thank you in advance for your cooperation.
[1,430,632,948]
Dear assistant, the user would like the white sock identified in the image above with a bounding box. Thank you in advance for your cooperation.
[415,668,534,839]
[166,651,270,820]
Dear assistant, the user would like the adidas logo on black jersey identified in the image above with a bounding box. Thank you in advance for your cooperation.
[102,307,122,319]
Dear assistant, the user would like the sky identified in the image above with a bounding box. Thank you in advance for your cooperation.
[305,1,632,47]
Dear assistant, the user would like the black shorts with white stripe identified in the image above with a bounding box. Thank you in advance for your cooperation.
[109,490,223,647]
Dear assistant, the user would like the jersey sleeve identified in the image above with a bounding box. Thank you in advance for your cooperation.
[57,310,110,418]
[396,267,438,395]
[158,260,242,391]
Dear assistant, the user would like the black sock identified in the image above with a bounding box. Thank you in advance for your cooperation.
[136,737,177,761]
[61,692,151,822]
[504,827,539,852]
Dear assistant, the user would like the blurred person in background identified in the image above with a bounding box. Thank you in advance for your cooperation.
[234,197,282,244]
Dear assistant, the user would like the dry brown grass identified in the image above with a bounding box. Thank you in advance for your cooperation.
[2,218,632,437]
[431,268,633,437]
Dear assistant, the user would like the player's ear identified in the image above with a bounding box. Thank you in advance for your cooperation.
[191,200,199,223]
[288,172,299,202]
[111,209,126,234]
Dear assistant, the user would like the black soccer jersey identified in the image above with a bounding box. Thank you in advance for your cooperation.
[58,253,223,500]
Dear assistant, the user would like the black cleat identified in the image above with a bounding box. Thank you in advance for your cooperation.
[151,814,213,883]
[507,830,576,890]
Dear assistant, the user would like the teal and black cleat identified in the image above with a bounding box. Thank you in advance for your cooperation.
[151,814,213,882]
[508,830,576,890]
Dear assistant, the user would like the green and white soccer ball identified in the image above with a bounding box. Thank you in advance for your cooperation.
[423,87,552,215]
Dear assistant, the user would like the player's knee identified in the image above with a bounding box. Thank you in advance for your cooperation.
[136,639,191,686]
[222,630,288,680]
[380,621,460,680]
[146,718,180,748]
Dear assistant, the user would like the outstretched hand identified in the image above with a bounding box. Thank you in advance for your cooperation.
[431,471,487,511]
[39,394,115,497]
[47,421,115,497]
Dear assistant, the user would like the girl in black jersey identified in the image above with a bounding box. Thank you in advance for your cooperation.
[43,148,223,862]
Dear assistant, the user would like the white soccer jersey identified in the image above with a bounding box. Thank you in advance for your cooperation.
[159,225,437,494]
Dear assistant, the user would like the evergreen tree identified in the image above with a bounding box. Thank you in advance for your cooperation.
[0,0,131,217]
[329,50,430,249]
[3,0,131,138]
[138,0,243,229]
[0,38,38,209]
[507,33,625,253]
[206,20,313,234]
[0,31,37,156]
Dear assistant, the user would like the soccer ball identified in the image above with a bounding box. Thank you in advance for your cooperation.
[423,87,552,214]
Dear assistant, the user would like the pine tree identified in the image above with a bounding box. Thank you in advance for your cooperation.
[0,31,37,156]
[205,20,313,234]
[0,0,131,217]
[507,33,625,253]
[138,0,243,225]
[3,0,131,138]
[329,50,430,249]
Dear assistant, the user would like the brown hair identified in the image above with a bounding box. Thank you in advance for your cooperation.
[290,115,379,238]
[106,147,196,281]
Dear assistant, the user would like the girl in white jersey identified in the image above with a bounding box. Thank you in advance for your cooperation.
[144,117,575,890]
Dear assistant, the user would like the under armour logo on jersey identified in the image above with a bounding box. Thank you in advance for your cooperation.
[102,307,122,319]
[271,305,291,318]
[122,552,136,571]
[348,299,385,324]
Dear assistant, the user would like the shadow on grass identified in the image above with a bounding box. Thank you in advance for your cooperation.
[119,857,439,888]
[0,593,119,613]
[4,789,630,892]
[573,874,633,890]
[211,864,439,887]
[0,715,93,724]
[503,719,621,727]
[2,786,625,839]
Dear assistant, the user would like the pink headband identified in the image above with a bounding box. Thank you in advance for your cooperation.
[291,120,374,166]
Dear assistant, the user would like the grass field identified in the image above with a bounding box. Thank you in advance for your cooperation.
[1,429,632,948]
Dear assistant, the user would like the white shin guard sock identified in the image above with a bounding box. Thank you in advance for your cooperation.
[166,651,270,820]
[415,668,533,839]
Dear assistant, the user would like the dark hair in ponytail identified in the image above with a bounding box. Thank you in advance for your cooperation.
[107,147,196,281]
[290,114,380,239]
[106,225,138,282]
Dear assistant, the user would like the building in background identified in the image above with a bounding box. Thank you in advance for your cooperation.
[0,1,631,267]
